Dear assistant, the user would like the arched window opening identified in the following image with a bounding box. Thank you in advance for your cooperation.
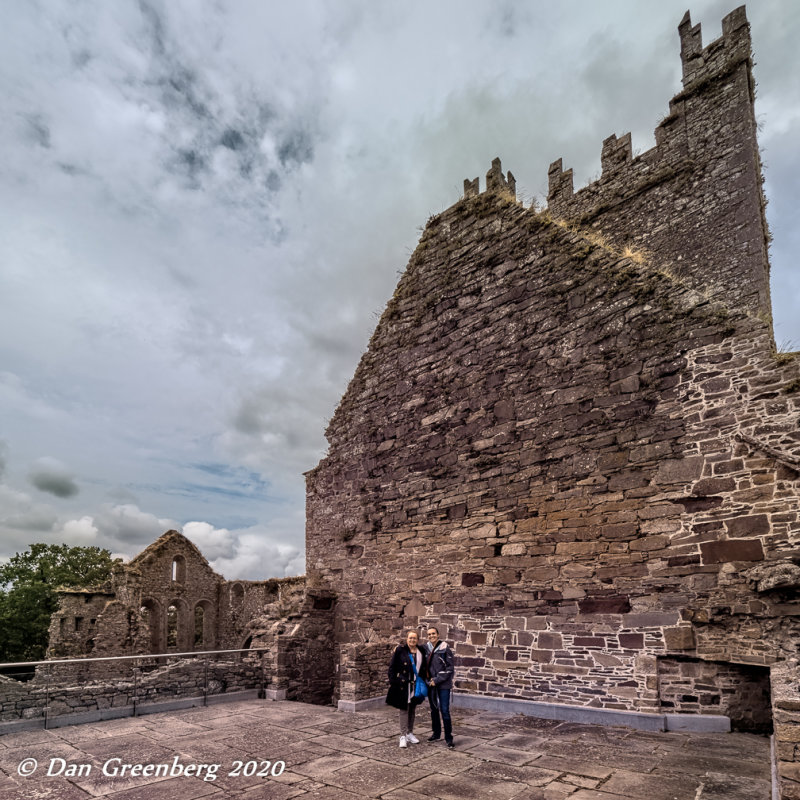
[172,555,186,583]
[141,597,163,654]
[230,583,244,608]
[194,605,204,647]
[167,604,178,648]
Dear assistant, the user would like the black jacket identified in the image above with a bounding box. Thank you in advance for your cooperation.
[385,644,429,710]
[424,640,454,690]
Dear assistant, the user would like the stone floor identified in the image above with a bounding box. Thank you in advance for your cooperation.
[0,699,772,799]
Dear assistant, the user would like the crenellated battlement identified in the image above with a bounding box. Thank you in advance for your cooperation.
[460,8,767,316]
[679,6,750,90]
[464,157,517,200]
[544,5,769,317]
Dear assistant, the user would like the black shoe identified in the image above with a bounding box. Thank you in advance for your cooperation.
[427,735,440,741]
[446,740,454,749]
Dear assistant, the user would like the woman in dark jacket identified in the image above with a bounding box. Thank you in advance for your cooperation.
[386,629,429,748]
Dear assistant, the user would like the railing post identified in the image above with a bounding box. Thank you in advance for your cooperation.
[203,658,209,707]
[44,664,50,730]
[133,660,139,717]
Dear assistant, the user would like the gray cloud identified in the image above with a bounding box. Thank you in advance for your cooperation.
[29,458,79,498]
[24,114,51,148]
[4,509,59,532]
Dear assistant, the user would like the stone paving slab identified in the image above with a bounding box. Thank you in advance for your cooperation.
[0,699,772,799]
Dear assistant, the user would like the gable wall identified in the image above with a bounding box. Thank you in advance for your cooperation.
[305,7,800,714]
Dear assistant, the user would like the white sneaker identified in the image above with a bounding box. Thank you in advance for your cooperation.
[399,735,407,748]
[406,733,419,744]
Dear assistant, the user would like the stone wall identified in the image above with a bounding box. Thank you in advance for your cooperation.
[304,5,800,735]
[0,657,262,723]
[337,642,396,706]
[249,586,336,704]
[47,590,116,659]
[772,660,800,800]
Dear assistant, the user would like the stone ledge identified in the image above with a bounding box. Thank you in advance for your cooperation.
[338,695,387,713]
[338,692,736,734]
[664,712,731,732]
[453,693,667,731]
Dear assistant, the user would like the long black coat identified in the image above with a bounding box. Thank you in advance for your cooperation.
[385,644,429,711]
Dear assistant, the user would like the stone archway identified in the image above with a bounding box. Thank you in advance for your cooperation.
[140,597,164,654]
[166,598,190,651]
[193,599,216,650]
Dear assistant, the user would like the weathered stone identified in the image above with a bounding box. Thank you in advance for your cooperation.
[538,632,563,650]
[700,539,765,564]
[745,561,800,593]
[656,457,704,485]
[663,626,696,650]
[578,596,631,614]
[725,515,771,537]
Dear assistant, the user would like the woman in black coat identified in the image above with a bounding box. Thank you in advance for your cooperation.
[386,629,429,748]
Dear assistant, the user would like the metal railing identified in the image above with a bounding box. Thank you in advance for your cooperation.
[0,647,270,729]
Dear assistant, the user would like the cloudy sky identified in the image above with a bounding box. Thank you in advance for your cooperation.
[1,1,798,580]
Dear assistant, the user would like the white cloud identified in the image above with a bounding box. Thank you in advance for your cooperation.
[60,515,99,543]
[182,520,238,562]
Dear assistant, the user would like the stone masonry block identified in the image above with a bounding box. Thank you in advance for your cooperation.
[656,457,704,484]
[700,539,765,564]
[663,626,696,651]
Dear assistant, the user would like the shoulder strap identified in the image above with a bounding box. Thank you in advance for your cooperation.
[409,651,419,677]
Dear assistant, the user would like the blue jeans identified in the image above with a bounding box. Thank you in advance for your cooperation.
[429,686,452,742]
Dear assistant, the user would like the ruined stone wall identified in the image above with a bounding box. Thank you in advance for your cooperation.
[306,186,799,712]
[248,584,335,705]
[337,642,395,706]
[45,532,302,664]
[218,579,280,650]
[46,591,115,659]
[548,7,770,317]
[0,657,262,723]
[305,8,799,717]
[129,531,223,652]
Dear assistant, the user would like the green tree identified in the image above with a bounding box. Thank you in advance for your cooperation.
[0,543,116,663]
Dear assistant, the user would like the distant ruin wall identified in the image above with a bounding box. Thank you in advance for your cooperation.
[46,531,307,666]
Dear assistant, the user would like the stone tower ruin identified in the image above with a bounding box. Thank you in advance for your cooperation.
[305,7,799,791]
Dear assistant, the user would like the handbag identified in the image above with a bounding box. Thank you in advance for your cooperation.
[411,652,428,698]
